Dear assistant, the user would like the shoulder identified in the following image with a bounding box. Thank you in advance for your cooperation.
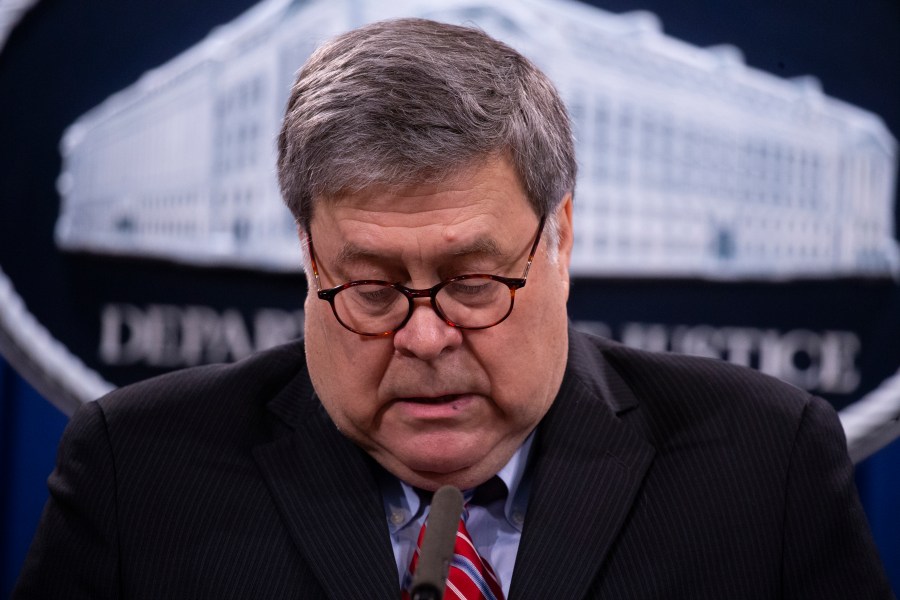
[97,338,307,410]
[73,338,310,448]
[561,335,889,597]
[614,337,806,400]
[573,328,812,406]
[569,329,833,450]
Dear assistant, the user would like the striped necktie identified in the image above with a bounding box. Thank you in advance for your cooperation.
[402,500,505,600]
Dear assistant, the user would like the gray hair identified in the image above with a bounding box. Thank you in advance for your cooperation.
[277,17,576,237]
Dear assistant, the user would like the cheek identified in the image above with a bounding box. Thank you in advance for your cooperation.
[470,325,540,405]
[307,299,361,363]
[306,303,393,416]
[480,280,566,412]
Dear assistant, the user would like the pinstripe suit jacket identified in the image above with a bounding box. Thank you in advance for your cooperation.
[15,328,893,598]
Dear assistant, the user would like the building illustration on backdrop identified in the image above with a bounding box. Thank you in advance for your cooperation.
[54,0,899,278]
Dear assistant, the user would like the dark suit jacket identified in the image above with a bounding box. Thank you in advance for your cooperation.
[15,329,894,599]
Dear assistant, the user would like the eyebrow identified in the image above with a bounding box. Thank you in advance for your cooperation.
[332,236,504,266]
[451,237,503,257]
[332,243,381,266]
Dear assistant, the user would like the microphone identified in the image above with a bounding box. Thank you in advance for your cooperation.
[410,485,464,600]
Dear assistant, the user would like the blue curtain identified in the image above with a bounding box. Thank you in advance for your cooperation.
[1,354,897,595]
[0,356,68,596]
[856,436,900,593]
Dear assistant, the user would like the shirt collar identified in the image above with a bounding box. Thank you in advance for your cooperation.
[496,430,534,532]
[380,430,536,534]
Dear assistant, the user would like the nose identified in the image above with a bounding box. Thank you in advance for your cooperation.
[392,300,463,361]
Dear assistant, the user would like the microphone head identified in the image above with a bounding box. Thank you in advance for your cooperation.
[410,485,464,600]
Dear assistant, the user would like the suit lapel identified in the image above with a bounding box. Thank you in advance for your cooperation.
[248,330,652,599]
[252,372,399,598]
[509,331,655,600]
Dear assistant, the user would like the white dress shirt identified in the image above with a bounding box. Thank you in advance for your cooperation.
[381,432,535,597]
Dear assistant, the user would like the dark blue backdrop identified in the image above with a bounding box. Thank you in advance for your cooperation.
[1,0,899,595]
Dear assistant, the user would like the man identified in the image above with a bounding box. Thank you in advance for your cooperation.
[15,18,893,599]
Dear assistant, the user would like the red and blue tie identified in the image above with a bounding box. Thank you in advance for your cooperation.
[402,503,505,600]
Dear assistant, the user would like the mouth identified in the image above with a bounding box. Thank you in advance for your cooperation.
[402,394,463,405]
[393,393,479,419]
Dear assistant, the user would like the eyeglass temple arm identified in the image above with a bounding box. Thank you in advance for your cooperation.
[520,215,547,279]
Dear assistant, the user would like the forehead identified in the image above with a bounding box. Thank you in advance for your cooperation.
[310,158,537,255]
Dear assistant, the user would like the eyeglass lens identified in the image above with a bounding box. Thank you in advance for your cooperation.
[332,277,513,335]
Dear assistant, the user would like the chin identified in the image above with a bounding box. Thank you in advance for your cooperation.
[403,451,476,476]
[374,430,509,486]
[387,442,485,479]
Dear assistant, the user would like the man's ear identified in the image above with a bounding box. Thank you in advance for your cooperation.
[555,193,574,269]
[553,193,574,298]
[298,224,314,284]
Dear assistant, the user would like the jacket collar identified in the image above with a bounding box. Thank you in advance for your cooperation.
[508,328,655,599]
[253,371,400,597]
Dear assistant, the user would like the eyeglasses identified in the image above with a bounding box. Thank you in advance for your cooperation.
[308,216,546,336]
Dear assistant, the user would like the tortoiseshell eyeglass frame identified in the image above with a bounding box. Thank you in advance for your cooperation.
[307,215,547,336]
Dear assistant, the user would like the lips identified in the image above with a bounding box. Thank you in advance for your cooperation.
[403,394,461,404]
[393,393,479,419]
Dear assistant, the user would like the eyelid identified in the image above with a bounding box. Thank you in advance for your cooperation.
[334,251,515,284]
[442,254,518,278]
[332,259,396,283]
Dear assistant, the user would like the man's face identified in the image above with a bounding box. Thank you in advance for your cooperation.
[304,157,573,490]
